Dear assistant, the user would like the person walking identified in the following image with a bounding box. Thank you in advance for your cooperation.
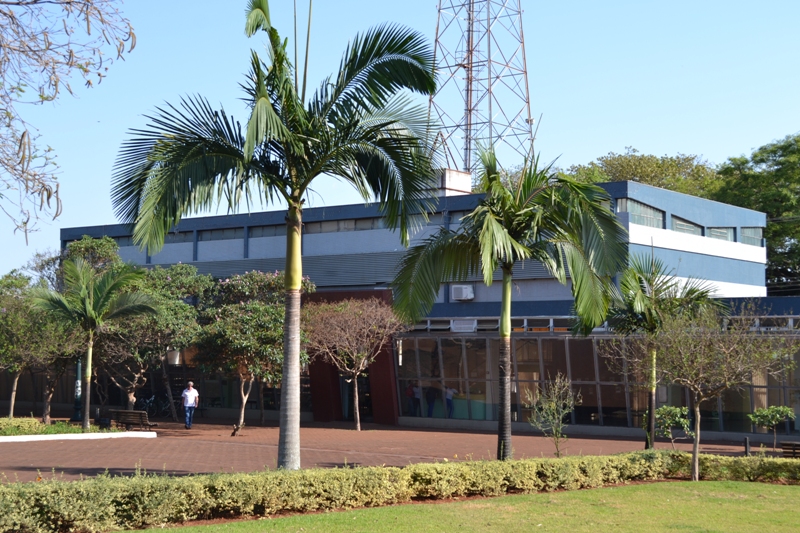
[181,381,199,429]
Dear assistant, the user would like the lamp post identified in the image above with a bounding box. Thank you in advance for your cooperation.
[70,358,82,422]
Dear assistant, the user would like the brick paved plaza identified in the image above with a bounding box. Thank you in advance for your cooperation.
[0,419,745,483]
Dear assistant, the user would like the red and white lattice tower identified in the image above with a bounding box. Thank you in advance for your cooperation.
[430,0,533,175]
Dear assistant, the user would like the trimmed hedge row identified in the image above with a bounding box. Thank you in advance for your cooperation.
[1,451,798,532]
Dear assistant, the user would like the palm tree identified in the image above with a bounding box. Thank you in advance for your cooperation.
[33,259,156,431]
[110,2,436,468]
[392,150,628,460]
[601,254,723,448]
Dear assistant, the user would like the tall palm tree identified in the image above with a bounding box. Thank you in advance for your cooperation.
[601,254,723,448]
[392,150,628,460]
[110,1,437,468]
[33,259,156,431]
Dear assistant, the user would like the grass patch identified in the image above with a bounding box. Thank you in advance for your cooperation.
[0,417,109,436]
[146,481,800,533]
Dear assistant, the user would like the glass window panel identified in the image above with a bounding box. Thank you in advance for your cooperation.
[541,339,568,379]
[113,235,133,247]
[440,338,464,380]
[396,339,418,379]
[617,198,664,228]
[569,339,596,382]
[708,227,734,241]
[514,339,540,382]
[789,390,800,435]
[418,339,441,378]
[443,380,468,419]
[464,338,487,380]
[672,216,703,236]
[698,400,721,432]
[595,339,625,382]
[422,380,445,418]
[721,387,751,433]
[741,227,763,247]
[468,380,489,421]
[599,384,628,427]
[518,382,538,425]
[250,225,280,238]
[573,384,599,425]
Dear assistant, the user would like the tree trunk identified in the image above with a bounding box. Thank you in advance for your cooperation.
[278,201,303,470]
[42,368,64,425]
[82,332,94,432]
[773,427,778,452]
[160,354,178,422]
[126,389,136,411]
[692,400,702,482]
[258,378,265,426]
[497,266,513,460]
[646,347,657,450]
[234,374,254,436]
[8,369,22,418]
[353,373,361,431]
[29,368,39,417]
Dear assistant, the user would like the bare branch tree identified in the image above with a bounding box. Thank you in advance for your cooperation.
[636,305,798,481]
[304,298,407,431]
[0,0,134,237]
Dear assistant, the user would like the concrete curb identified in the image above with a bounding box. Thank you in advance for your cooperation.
[0,432,157,443]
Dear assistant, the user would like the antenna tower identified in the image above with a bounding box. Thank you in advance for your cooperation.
[430,0,533,175]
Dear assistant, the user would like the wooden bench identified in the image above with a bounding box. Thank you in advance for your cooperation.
[780,441,800,458]
[109,409,158,431]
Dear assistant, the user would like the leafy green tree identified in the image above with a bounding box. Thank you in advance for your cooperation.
[523,373,581,458]
[197,271,313,435]
[110,0,436,469]
[644,307,797,481]
[713,134,800,295]
[564,147,721,198]
[748,406,796,452]
[393,149,627,460]
[32,259,156,430]
[646,406,694,450]
[102,264,213,417]
[597,255,723,449]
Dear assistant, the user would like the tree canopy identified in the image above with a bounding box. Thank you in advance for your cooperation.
[1,0,134,238]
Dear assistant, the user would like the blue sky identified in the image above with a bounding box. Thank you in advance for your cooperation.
[3,0,799,275]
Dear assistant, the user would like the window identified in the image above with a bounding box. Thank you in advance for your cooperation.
[249,225,281,238]
[616,198,664,228]
[304,218,385,234]
[164,232,193,244]
[113,236,133,247]
[672,216,702,236]
[198,228,244,241]
[741,227,763,247]
[708,227,734,241]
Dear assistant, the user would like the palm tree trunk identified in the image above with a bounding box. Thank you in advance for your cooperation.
[692,399,701,482]
[8,369,22,418]
[646,346,657,449]
[353,372,361,431]
[278,200,303,469]
[82,331,94,432]
[497,266,513,460]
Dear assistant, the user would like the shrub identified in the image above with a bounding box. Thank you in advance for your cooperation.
[0,418,105,437]
[1,451,799,532]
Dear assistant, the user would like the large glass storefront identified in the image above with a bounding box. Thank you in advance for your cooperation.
[395,334,800,435]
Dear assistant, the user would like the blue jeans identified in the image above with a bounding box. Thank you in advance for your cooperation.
[184,406,195,428]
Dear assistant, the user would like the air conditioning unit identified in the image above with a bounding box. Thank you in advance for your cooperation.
[451,284,474,301]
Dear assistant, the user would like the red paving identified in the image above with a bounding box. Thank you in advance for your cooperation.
[0,418,744,483]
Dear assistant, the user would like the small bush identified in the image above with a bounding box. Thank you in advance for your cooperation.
[0,418,106,437]
[1,451,799,532]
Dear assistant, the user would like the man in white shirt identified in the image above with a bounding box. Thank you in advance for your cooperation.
[181,381,200,429]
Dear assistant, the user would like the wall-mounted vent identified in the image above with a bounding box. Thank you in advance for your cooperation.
[451,319,477,333]
[451,284,475,301]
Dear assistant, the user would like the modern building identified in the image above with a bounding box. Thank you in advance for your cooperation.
[38,178,799,439]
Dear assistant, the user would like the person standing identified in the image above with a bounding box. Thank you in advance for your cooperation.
[181,381,199,429]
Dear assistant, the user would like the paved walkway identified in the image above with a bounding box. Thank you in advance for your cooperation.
[0,419,744,483]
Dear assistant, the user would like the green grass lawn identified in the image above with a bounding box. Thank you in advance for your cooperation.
[145,481,799,533]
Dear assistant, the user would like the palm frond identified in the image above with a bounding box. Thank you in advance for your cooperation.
[392,230,481,322]
[244,0,271,37]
